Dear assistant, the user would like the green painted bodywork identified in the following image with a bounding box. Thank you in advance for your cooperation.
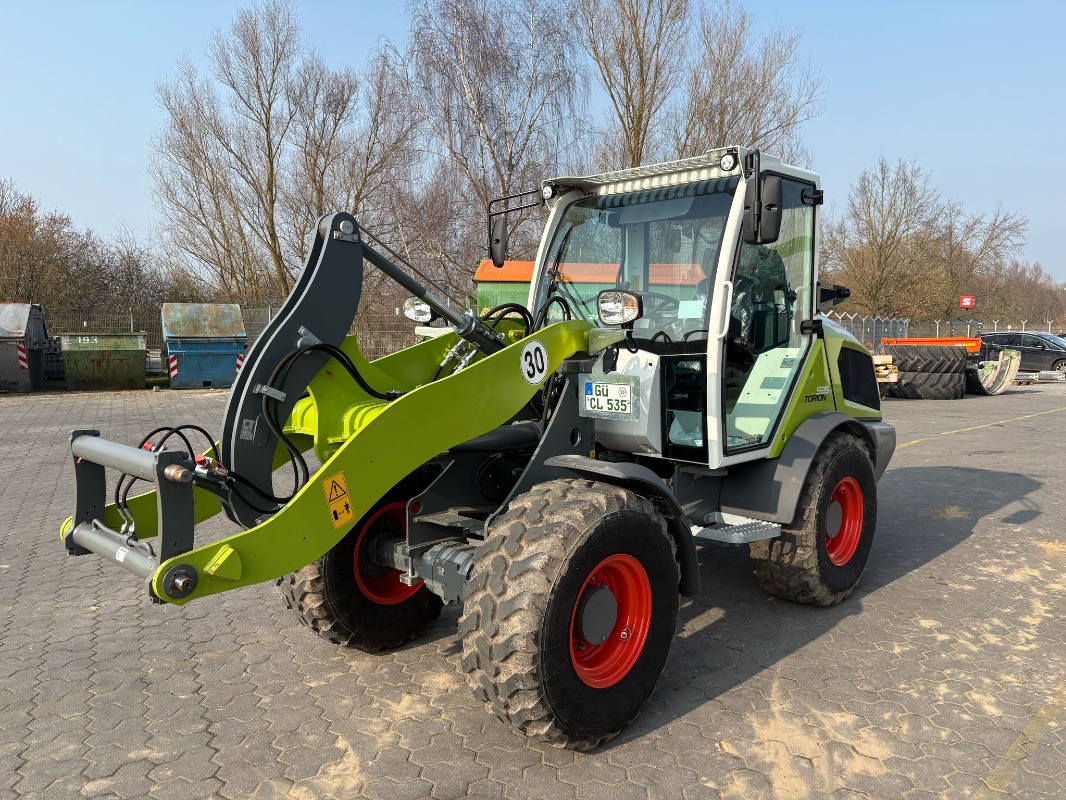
[765,320,881,459]
[822,322,884,421]
[73,320,591,605]
[765,337,834,458]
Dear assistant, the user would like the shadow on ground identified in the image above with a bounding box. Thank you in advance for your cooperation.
[598,465,1043,748]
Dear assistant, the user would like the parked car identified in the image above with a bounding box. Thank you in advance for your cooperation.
[980,331,1066,373]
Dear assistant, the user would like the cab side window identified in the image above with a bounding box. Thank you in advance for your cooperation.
[723,177,815,451]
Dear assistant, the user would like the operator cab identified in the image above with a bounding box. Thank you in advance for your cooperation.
[531,148,822,469]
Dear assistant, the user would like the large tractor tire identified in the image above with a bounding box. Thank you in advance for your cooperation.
[277,498,444,652]
[459,479,679,750]
[887,370,966,400]
[877,344,967,374]
[750,432,877,607]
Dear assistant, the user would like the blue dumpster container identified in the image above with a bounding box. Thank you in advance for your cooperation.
[0,303,47,392]
[161,304,247,389]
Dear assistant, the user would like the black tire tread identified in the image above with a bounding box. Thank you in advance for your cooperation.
[458,478,676,750]
[276,562,443,652]
[750,433,875,607]
[887,370,966,400]
[278,567,358,647]
[877,344,967,374]
[276,469,445,653]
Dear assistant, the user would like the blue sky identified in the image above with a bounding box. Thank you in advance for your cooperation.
[1,0,1063,280]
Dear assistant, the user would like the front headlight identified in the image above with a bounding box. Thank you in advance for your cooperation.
[597,290,643,326]
[403,297,435,323]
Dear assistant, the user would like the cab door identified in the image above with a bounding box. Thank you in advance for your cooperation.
[710,175,819,467]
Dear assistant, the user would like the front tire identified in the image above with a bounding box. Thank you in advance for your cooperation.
[750,432,877,607]
[459,479,679,750]
[1054,359,1066,375]
[277,499,444,652]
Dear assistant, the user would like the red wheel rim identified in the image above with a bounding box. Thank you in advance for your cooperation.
[825,477,863,566]
[353,502,421,605]
[569,554,652,689]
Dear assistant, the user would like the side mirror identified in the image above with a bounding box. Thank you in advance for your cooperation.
[742,174,783,245]
[489,216,507,268]
[759,175,782,243]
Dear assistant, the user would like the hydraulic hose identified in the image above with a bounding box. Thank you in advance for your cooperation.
[481,303,534,333]
[258,341,404,500]
[532,295,573,331]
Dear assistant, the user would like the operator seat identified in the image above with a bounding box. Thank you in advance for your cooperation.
[740,245,792,354]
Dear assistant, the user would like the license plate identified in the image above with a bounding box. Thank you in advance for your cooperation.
[578,374,640,421]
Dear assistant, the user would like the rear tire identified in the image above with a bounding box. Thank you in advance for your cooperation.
[459,479,679,750]
[750,433,877,607]
[1054,359,1066,375]
[277,498,444,652]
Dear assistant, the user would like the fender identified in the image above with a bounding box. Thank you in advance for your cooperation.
[720,411,895,526]
[543,455,700,597]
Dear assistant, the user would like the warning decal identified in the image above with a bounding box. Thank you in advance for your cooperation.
[322,471,354,529]
[326,478,346,503]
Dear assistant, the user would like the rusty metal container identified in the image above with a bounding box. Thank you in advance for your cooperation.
[59,332,146,391]
[161,304,247,389]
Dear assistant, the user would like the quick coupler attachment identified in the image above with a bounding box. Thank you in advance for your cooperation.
[65,429,198,601]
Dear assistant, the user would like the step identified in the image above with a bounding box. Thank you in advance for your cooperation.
[414,507,494,531]
[691,513,781,545]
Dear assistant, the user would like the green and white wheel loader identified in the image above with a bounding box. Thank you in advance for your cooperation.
[60,147,894,749]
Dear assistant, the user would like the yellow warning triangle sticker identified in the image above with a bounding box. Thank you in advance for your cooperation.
[323,471,349,504]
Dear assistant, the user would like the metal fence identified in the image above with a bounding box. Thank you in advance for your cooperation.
[48,309,167,351]
[822,313,1066,344]
[40,305,1056,382]
[44,300,430,378]
[906,319,1066,338]
[822,312,909,345]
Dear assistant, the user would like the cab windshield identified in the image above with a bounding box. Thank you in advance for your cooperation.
[537,178,739,350]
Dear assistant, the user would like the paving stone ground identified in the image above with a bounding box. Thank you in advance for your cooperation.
[1,383,1064,799]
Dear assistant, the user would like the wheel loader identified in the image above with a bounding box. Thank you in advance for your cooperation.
[60,147,895,749]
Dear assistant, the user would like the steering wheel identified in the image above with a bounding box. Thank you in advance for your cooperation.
[638,292,680,316]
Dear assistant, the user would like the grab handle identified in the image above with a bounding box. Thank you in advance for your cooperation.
[715,281,734,339]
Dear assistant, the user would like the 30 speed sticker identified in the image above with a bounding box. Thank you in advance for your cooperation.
[520,340,548,385]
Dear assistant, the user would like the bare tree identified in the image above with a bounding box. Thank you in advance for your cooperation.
[928,201,1027,321]
[280,51,418,272]
[153,2,301,302]
[394,0,587,294]
[820,158,943,318]
[153,1,416,303]
[0,179,179,315]
[578,0,689,169]
[0,179,74,310]
[670,0,823,164]
[822,156,1035,325]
